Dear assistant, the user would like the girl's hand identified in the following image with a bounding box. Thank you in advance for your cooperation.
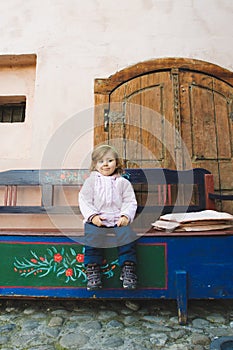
[117,215,129,227]
[92,215,104,227]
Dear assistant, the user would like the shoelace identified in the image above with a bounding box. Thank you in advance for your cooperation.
[122,265,137,282]
[86,266,101,284]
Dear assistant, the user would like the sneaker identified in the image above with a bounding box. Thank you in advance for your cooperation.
[86,264,102,291]
[121,262,137,289]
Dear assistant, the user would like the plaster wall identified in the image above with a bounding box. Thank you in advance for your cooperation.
[0,0,232,170]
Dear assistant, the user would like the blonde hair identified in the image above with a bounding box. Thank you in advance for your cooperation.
[90,145,124,174]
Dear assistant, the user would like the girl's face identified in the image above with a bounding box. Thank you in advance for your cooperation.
[95,151,117,176]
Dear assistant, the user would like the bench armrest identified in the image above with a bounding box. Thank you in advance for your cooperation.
[209,193,233,201]
[0,205,81,214]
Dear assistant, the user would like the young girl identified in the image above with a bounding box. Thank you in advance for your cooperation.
[79,144,138,291]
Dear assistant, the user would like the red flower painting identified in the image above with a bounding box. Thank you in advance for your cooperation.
[14,246,119,283]
[54,253,63,263]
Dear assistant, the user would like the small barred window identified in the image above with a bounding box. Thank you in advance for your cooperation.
[0,97,26,123]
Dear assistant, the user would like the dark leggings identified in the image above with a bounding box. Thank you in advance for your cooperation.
[84,223,137,266]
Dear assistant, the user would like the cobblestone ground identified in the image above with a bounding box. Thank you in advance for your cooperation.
[0,298,232,349]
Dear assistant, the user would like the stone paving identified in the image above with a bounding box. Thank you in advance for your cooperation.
[0,298,233,349]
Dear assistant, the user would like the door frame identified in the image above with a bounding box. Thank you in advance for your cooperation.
[94,57,233,95]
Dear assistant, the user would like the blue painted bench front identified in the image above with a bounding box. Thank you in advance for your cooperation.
[0,167,232,324]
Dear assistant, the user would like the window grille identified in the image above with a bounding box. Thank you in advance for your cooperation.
[0,101,26,123]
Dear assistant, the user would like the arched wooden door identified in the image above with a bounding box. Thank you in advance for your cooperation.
[94,58,233,212]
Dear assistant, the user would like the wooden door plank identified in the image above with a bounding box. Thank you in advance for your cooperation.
[94,94,109,146]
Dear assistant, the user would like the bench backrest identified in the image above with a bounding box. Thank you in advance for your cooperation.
[0,168,215,215]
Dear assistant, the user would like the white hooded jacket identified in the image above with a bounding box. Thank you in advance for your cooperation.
[79,171,137,227]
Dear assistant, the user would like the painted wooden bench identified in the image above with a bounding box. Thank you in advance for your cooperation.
[0,167,232,324]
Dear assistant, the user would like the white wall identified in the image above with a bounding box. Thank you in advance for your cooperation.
[0,0,232,170]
